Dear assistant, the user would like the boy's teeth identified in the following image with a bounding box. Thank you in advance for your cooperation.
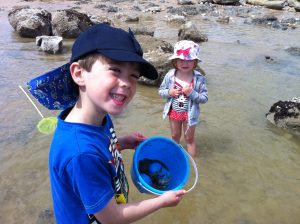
[112,94,125,101]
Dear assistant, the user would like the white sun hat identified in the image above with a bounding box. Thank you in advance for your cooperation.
[169,40,201,61]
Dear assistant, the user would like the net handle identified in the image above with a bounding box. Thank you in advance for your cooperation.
[19,85,44,118]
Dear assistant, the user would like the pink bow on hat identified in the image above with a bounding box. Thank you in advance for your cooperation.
[176,47,191,57]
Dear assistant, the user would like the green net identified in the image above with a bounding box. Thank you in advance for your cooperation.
[36,117,58,134]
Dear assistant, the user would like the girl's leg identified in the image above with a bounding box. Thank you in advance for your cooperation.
[183,123,197,157]
[169,117,183,144]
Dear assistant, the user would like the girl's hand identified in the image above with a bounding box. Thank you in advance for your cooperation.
[169,87,181,98]
[118,132,146,150]
[159,190,186,207]
[182,84,193,95]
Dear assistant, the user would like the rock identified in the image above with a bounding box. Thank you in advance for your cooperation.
[52,9,93,38]
[164,14,187,24]
[145,6,161,13]
[288,0,300,11]
[264,0,285,10]
[246,0,268,6]
[136,35,174,86]
[36,36,63,54]
[266,98,300,136]
[213,0,240,5]
[178,21,208,42]
[8,6,52,38]
[285,47,300,56]
[131,27,154,36]
[89,15,114,26]
[37,209,55,224]
[177,0,194,5]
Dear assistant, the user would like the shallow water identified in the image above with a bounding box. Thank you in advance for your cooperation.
[0,4,300,224]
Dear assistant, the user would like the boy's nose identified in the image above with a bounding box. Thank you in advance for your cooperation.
[119,75,133,87]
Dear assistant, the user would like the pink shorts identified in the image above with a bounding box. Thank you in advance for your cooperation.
[168,109,188,121]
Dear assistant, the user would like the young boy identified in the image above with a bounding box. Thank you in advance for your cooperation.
[27,24,185,223]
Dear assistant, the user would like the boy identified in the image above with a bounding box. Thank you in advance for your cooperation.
[27,24,185,223]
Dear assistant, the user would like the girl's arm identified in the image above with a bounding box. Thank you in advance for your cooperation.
[188,77,208,104]
[94,190,186,224]
[158,70,174,99]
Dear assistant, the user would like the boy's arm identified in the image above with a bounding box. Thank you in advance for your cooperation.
[94,190,186,224]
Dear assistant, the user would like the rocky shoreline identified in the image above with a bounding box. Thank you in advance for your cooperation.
[4,0,300,136]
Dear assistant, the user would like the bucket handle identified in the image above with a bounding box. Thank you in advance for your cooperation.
[137,146,198,195]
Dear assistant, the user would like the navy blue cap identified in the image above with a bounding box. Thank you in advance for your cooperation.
[70,24,158,80]
[27,24,158,110]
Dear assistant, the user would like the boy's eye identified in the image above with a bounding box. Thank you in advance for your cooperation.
[131,74,140,79]
[109,67,121,73]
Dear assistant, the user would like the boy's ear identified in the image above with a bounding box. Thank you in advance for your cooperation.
[70,62,85,86]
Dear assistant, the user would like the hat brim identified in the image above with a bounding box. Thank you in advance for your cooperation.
[27,63,78,110]
[168,54,202,62]
[98,49,158,80]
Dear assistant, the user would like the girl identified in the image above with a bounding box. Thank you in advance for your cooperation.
[159,40,208,158]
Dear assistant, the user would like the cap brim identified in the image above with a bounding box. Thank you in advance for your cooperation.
[27,63,78,110]
[98,50,158,80]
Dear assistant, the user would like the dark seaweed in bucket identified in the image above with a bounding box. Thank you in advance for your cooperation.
[138,158,172,190]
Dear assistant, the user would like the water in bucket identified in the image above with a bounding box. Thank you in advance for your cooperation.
[138,158,172,190]
[131,136,192,195]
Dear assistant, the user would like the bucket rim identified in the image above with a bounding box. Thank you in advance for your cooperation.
[133,136,190,194]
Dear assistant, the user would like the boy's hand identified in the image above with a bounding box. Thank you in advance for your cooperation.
[159,190,186,207]
[118,132,146,150]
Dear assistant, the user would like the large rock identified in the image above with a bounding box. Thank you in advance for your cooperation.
[52,9,93,38]
[178,21,208,42]
[266,98,300,136]
[136,35,174,86]
[8,6,52,38]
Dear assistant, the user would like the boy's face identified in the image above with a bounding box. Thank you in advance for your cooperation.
[80,57,140,116]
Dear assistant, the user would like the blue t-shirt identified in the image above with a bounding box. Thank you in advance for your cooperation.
[49,108,129,224]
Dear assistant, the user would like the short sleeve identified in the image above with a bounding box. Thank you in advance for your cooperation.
[66,153,115,214]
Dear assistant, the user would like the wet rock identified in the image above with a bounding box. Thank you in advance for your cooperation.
[216,16,230,23]
[52,9,93,38]
[37,209,55,224]
[36,36,63,54]
[144,6,162,13]
[287,0,300,11]
[285,46,300,56]
[164,14,187,24]
[8,6,52,38]
[131,27,154,36]
[213,0,241,5]
[89,15,114,26]
[136,35,174,86]
[178,21,208,42]
[266,98,300,136]
[264,55,275,62]
[246,15,299,30]
[167,4,215,16]
[264,0,286,10]
[178,0,195,5]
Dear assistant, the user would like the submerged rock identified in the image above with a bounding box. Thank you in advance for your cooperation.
[266,98,300,136]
